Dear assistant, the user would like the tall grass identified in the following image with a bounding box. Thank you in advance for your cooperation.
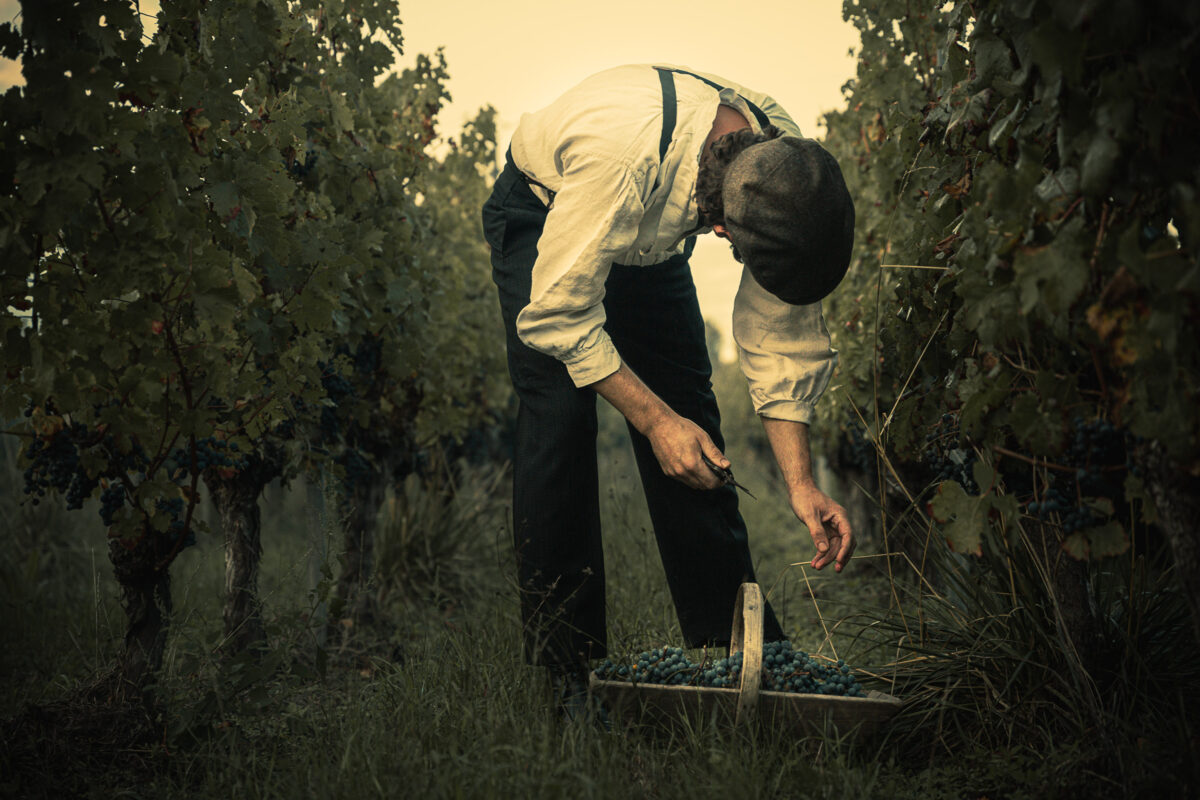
[2,388,1197,798]
[829,448,1200,797]
[0,434,126,715]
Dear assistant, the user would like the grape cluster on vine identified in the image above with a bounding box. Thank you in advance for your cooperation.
[349,337,382,377]
[154,496,195,547]
[311,339,392,496]
[99,482,126,526]
[166,437,248,476]
[1025,417,1130,534]
[922,412,979,494]
[21,409,243,535]
[21,422,94,509]
[593,640,866,698]
[286,146,319,179]
[337,449,371,495]
[837,418,875,475]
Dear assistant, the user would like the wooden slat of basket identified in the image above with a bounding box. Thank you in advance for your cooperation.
[590,676,900,736]
[755,688,901,736]
[589,676,737,729]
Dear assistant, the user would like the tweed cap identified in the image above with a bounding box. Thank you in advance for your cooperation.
[721,137,855,305]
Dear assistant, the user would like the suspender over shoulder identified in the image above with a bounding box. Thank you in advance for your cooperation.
[653,66,773,163]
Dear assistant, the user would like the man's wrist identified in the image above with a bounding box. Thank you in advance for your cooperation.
[591,362,674,437]
[635,404,674,439]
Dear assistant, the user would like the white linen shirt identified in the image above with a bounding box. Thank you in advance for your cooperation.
[508,64,838,424]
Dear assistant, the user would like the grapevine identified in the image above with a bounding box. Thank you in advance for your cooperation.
[816,0,1198,570]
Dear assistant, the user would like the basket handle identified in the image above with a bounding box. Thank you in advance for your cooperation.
[729,582,763,725]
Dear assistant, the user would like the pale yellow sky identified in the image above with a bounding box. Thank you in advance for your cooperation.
[0,0,859,356]
[395,0,857,144]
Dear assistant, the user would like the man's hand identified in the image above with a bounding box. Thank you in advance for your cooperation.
[590,361,726,490]
[761,417,855,573]
[790,485,854,572]
[645,413,727,491]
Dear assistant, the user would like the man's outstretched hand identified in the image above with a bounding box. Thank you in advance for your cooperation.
[789,484,854,572]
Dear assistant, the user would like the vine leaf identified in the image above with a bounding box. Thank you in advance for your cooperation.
[929,481,985,556]
[1063,521,1129,561]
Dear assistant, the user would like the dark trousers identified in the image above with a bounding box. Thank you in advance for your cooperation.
[482,156,783,667]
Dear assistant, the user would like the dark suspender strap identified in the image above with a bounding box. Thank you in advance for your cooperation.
[653,66,771,130]
[656,67,676,163]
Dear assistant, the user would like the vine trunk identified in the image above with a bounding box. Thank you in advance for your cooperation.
[107,529,173,696]
[1140,443,1200,644]
[206,464,273,653]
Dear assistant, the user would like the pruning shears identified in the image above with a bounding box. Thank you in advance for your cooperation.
[701,453,757,500]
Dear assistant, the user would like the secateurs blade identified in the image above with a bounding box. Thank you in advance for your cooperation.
[701,453,757,500]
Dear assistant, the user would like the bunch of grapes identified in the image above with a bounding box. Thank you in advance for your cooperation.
[320,369,355,402]
[593,640,866,698]
[99,482,126,526]
[273,417,297,440]
[22,422,87,507]
[165,437,248,477]
[154,496,196,547]
[337,449,372,495]
[1024,417,1130,533]
[318,406,340,441]
[594,646,729,687]
[349,337,382,377]
[313,362,358,445]
[922,412,979,494]
[837,419,875,475]
[287,146,319,179]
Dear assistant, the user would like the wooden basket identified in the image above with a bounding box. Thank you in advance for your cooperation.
[589,583,901,736]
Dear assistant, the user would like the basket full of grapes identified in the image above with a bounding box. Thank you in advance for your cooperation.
[589,583,900,735]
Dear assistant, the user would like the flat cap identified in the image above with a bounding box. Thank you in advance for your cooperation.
[722,137,855,305]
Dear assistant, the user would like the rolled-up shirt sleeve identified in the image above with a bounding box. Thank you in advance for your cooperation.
[514,152,646,387]
[732,266,838,424]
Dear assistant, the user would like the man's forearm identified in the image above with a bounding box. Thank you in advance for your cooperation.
[761,417,817,490]
[590,361,727,489]
[590,362,672,437]
[763,415,854,571]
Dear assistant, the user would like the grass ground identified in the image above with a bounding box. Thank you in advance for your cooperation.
[0,401,1195,799]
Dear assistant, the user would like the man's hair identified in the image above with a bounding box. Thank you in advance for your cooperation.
[694,124,785,230]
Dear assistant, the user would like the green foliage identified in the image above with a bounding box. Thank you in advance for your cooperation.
[0,1,506,559]
[409,106,511,444]
[819,0,1200,558]
[814,8,1200,784]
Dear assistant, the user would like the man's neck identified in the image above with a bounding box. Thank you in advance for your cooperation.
[702,104,751,154]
